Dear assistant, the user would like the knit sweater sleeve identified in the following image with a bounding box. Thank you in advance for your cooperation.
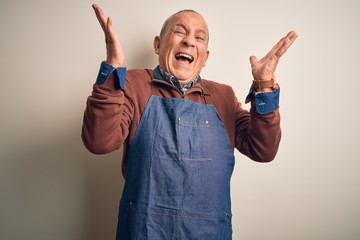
[81,72,134,154]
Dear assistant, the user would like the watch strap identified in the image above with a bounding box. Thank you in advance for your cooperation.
[252,77,277,91]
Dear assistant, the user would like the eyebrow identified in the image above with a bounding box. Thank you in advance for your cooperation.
[174,23,208,36]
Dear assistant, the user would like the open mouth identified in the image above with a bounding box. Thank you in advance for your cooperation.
[175,53,194,63]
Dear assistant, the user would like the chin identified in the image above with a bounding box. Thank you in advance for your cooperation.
[175,74,193,82]
[174,70,196,80]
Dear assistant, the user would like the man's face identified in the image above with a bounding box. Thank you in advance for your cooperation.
[154,12,210,83]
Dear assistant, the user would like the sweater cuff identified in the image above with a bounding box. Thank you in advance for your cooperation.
[245,87,280,115]
[96,62,126,90]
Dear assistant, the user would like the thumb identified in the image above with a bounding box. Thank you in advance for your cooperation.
[249,55,258,66]
[106,17,113,33]
[106,17,117,43]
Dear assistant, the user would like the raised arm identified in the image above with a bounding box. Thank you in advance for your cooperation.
[235,32,298,161]
[82,5,132,154]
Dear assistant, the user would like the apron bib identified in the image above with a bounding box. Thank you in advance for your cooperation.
[116,86,235,240]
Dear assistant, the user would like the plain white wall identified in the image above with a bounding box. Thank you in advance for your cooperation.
[1,0,359,239]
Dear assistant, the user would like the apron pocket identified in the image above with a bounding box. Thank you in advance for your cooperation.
[130,203,229,240]
[177,112,212,161]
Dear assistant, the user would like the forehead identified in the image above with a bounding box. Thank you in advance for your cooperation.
[169,12,209,33]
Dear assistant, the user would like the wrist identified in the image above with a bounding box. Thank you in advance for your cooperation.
[105,61,122,68]
[252,76,277,92]
[105,58,123,68]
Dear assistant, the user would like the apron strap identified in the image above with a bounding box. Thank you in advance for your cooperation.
[151,81,213,105]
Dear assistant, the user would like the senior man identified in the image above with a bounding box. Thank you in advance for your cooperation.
[82,4,297,240]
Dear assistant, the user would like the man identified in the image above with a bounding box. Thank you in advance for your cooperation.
[82,4,297,240]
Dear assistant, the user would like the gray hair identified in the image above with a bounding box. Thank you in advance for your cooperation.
[159,9,204,38]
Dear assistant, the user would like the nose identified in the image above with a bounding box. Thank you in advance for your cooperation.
[182,35,195,47]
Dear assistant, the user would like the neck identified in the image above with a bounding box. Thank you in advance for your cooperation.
[158,66,198,86]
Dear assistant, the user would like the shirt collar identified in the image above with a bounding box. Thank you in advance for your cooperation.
[155,65,200,95]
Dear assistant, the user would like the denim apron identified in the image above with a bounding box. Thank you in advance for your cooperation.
[116,84,235,239]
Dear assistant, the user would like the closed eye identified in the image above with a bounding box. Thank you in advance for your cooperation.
[174,30,186,36]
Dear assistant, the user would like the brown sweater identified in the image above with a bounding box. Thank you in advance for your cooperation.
[82,68,281,176]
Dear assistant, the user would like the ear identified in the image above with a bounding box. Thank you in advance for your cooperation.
[153,36,161,55]
[202,50,210,67]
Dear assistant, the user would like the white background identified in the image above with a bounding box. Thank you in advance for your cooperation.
[1,0,359,239]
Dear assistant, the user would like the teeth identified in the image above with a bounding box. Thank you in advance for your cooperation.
[176,53,194,62]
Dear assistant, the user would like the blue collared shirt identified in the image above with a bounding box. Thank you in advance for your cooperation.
[95,62,127,90]
[245,86,280,115]
[95,62,280,115]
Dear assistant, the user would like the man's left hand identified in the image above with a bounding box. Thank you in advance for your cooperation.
[249,31,298,86]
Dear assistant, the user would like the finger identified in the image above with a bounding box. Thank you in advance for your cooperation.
[92,4,107,31]
[281,31,298,50]
[92,4,108,34]
[274,31,298,58]
[249,55,258,66]
[266,31,298,60]
[265,36,288,59]
[106,17,118,43]
[285,31,298,48]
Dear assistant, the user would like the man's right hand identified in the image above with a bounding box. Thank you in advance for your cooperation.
[92,4,124,68]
